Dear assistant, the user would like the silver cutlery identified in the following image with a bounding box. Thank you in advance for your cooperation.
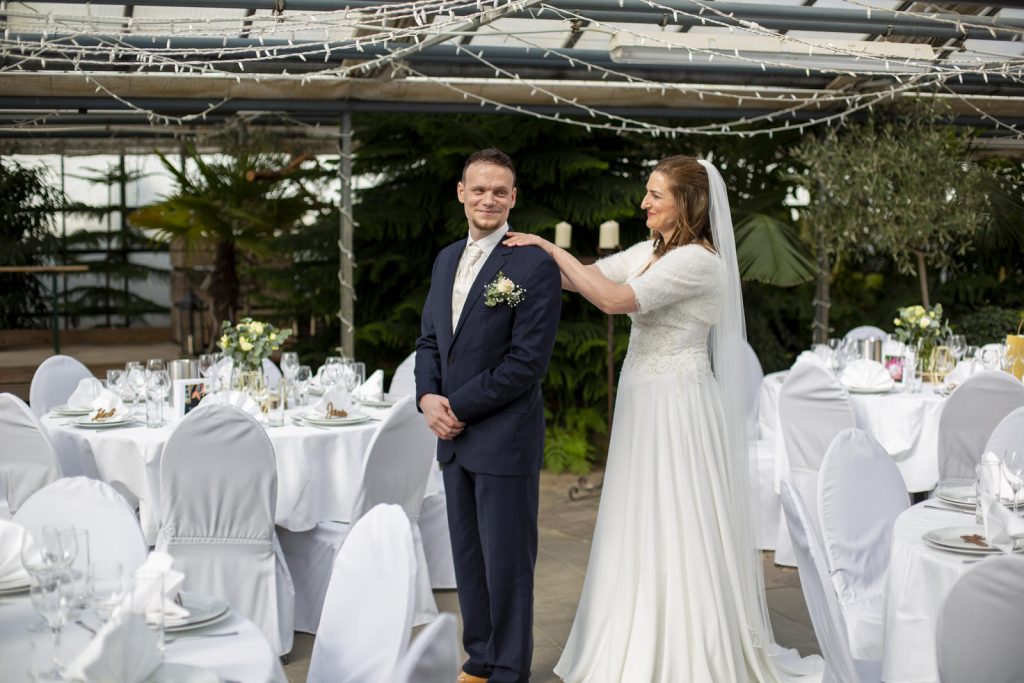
[74,619,97,635]
[165,630,239,644]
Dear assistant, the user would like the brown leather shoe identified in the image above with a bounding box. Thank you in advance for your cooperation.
[456,673,488,683]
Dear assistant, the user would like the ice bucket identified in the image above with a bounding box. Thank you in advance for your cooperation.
[858,338,883,363]
[169,359,197,383]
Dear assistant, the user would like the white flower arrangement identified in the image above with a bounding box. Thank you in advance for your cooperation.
[893,304,952,349]
[484,272,526,308]
[218,317,291,370]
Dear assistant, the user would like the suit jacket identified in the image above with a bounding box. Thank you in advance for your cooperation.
[415,236,561,476]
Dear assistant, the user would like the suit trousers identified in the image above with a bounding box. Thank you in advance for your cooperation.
[443,458,540,683]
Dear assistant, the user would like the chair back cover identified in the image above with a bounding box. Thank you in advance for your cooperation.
[818,428,909,660]
[389,351,416,397]
[351,397,436,523]
[307,504,416,683]
[781,479,861,683]
[938,371,1024,487]
[744,341,765,439]
[776,362,856,565]
[842,326,888,343]
[936,554,1024,683]
[984,405,1024,461]
[0,393,61,515]
[392,613,459,683]
[157,404,294,655]
[13,477,147,572]
[262,358,283,389]
[28,355,93,418]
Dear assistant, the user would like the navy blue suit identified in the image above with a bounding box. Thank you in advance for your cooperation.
[415,236,561,682]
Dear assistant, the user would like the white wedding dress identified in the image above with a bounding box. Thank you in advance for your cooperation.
[554,241,821,683]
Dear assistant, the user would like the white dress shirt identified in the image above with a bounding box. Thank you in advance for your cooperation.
[451,224,509,331]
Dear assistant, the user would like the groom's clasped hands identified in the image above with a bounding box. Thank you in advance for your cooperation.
[420,393,465,440]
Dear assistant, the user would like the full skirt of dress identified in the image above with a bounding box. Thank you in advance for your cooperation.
[554,369,819,682]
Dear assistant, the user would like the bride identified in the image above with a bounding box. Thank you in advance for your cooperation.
[504,156,822,682]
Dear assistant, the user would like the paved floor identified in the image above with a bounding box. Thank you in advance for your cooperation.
[282,471,819,682]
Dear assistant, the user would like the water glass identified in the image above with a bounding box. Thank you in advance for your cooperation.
[146,369,171,428]
[1005,451,1023,516]
[66,529,91,616]
[90,562,129,624]
[294,365,312,406]
[975,460,1002,525]
[40,526,78,569]
[264,388,285,427]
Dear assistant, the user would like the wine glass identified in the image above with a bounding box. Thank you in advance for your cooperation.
[946,334,967,362]
[322,356,343,388]
[294,365,312,406]
[146,369,171,428]
[980,346,1001,371]
[105,369,124,397]
[40,526,78,570]
[344,361,365,396]
[125,362,147,419]
[30,567,72,680]
[1005,451,1024,516]
[197,353,216,379]
[826,337,842,373]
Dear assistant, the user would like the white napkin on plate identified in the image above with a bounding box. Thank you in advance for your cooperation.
[89,389,126,422]
[840,359,893,391]
[65,613,162,683]
[354,369,384,401]
[198,390,259,416]
[944,359,982,388]
[114,551,190,626]
[311,386,356,418]
[0,520,30,585]
[67,378,104,410]
[980,491,1024,553]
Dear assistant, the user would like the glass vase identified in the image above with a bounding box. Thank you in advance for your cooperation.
[232,364,265,400]
[916,339,936,383]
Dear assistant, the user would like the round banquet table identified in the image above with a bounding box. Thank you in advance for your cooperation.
[41,404,392,544]
[759,370,946,493]
[880,501,1015,683]
[0,592,286,683]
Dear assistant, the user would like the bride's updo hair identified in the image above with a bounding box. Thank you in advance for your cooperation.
[650,155,714,256]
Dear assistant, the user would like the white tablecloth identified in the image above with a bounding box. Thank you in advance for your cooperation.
[759,371,946,492]
[882,502,987,683]
[42,406,388,543]
[0,593,286,683]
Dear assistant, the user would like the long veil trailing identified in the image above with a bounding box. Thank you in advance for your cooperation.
[699,159,822,681]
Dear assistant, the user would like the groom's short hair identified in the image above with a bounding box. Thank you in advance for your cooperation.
[462,147,516,184]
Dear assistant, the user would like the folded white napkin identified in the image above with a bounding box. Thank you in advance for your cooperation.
[114,551,190,627]
[840,359,893,390]
[198,389,259,416]
[0,520,30,585]
[67,378,104,410]
[944,359,982,388]
[883,339,907,357]
[89,389,126,422]
[211,357,233,387]
[980,491,1024,553]
[65,613,162,683]
[795,350,829,369]
[312,386,356,418]
[354,369,384,401]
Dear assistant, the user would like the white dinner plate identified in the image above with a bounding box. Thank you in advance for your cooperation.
[144,663,220,683]
[50,404,92,417]
[164,592,231,632]
[73,415,137,429]
[922,526,1022,555]
[843,383,895,394]
[936,486,1016,509]
[300,412,371,427]
[0,577,31,595]
[356,394,399,408]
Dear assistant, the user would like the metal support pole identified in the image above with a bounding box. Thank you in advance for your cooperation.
[338,112,355,358]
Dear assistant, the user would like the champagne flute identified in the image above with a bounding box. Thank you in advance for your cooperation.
[1005,450,1024,516]
[30,568,72,680]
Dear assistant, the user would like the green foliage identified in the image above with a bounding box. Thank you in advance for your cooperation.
[734,213,817,287]
[0,159,64,328]
[952,306,1024,346]
[217,317,291,368]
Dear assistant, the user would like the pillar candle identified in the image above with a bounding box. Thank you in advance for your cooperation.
[554,221,572,248]
[598,220,620,250]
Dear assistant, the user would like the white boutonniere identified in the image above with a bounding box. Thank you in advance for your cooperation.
[484,271,526,308]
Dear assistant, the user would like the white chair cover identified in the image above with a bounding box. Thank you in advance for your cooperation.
[744,340,765,439]
[818,429,909,661]
[306,504,416,683]
[392,613,460,683]
[13,477,147,572]
[279,396,438,632]
[744,342,779,549]
[418,490,456,589]
[842,326,887,343]
[157,404,295,655]
[0,393,61,517]
[937,371,1024,487]
[936,554,1024,683]
[775,362,856,566]
[984,405,1024,461]
[389,351,416,397]
[262,358,283,389]
[28,354,93,418]
[780,479,880,683]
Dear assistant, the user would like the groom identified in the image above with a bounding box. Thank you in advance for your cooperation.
[415,148,561,683]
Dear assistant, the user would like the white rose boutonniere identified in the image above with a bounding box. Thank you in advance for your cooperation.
[484,271,526,308]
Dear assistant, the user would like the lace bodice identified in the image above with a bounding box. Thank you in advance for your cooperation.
[597,241,724,381]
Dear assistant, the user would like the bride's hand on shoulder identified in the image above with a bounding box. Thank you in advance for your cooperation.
[504,231,555,256]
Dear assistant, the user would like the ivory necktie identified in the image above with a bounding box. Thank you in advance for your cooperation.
[452,242,484,331]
